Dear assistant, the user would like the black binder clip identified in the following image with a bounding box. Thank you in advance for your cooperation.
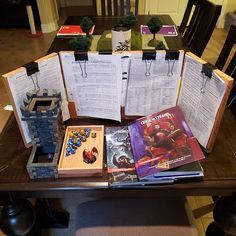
[23,61,39,76]
[74,51,88,78]
[74,51,88,61]
[165,50,179,77]
[142,50,156,76]
[23,61,40,92]
[201,63,216,78]
[142,50,156,60]
[200,63,216,93]
[165,50,180,61]
[98,50,112,55]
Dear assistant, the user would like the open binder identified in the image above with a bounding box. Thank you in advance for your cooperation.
[2,50,233,152]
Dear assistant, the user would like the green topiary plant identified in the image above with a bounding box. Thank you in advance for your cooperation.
[69,35,91,51]
[80,17,94,36]
[147,17,163,47]
[119,12,137,29]
[68,16,94,51]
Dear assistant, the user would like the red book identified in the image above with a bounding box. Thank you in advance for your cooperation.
[128,106,205,180]
[57,25,95,37]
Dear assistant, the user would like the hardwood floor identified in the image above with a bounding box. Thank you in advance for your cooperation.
[0,20,230,235]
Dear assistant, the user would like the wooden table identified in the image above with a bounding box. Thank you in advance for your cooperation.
[1,15,236,235]
[47,15,186,54]
[1,110,236,234]
[0,109,236,198]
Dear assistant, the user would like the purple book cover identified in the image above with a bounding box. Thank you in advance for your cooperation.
[128,106,205,180]
[140,25,178,36]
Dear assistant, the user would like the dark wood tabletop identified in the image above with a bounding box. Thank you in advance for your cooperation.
[0,108,236,198]
[1,15,236,200]
[47,15,186,54]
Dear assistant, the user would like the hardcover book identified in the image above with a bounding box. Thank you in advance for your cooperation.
[140,25,178,36]
[57,25,95,37]
[105,126,138,186]
[128,106,205,180]
[151,161,204,181]
[105,125,203,187]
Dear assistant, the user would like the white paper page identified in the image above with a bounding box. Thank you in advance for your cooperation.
[125,51,184,116]
[7,54,70,144]
[60,52,122,122]
[177,54,226,148]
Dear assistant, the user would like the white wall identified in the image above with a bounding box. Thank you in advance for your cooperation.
[214,0,236,28]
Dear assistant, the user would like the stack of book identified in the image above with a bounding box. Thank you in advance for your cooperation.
[105,106,205,187]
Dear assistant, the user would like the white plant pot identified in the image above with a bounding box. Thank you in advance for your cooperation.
[112,25,131,51]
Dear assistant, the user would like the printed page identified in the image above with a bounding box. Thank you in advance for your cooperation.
[6,54,70,144]
[125,50,184,116]
[60,52,122,122]
[177,54,226,148]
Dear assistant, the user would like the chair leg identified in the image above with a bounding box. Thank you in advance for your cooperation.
[212,196,219,203]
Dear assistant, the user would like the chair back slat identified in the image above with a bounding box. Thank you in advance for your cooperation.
[225,53,236,76]
[191,3,221,57]
[113,0,118,16]
[126,0,130,15]
[134,0,139,16]
[214,25,236,113]
[107,0,112,16]
[179,0,221,57]
[101,0,106,16]
[97,0,138,16]
[120,0,125,16]
[184,7,201,45]
[215,25,236,71]
[179,0,198,34]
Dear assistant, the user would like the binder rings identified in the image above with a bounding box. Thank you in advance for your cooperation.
[2,50,233,152]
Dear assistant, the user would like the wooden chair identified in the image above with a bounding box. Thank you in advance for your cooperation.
[179,0,221,57]
[75,197,198,236]
[215,24,236,115]
[93,0,139,16]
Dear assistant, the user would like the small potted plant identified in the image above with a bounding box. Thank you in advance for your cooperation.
[119,13,137,29]
[69,35,92,51]
[69,16,94,51]
[80,16,94,37]
[147,17,163,47]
